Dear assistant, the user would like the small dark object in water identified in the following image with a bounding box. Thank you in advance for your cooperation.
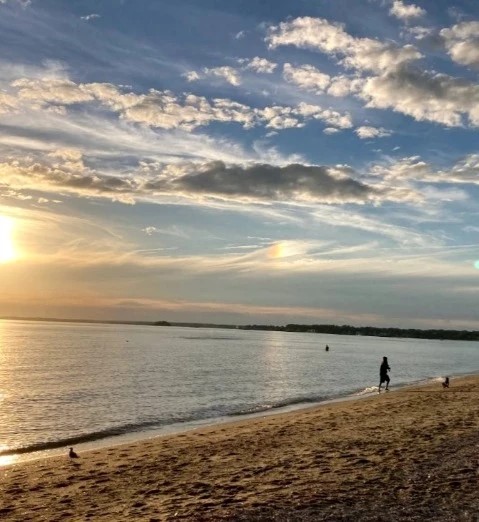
[325,345,329,352]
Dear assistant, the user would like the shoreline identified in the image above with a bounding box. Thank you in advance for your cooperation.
[3,371,476,466]
[2,375,479,520]
[1,371,468,466]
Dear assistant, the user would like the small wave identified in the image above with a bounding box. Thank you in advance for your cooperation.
[228,395,328,416]
[0,404,240,457]
[0,419,174,457]
[355,386,379,396]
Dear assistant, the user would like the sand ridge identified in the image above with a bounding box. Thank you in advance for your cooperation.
[1,376,479,521]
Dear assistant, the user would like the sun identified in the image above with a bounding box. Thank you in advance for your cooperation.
[0,216,16,263]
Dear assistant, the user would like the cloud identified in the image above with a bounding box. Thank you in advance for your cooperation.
[80,13,100,21]
[402,25,433,40]
[143,161,413,205]
[266,17,421,73]
[389,1,426,21]
[25,226,474,290]
[13,77,94,104]
[182,66,241,87]
[312,206,434,247]
[0,95,303,171]
[283,63,330,94]
[370,156,435,182]
[355,126,391,139]
[241,57,277,73]
[0,0,31,6]
[323,127,340,135]
[327,75,354,97]
[183,71,201,82]
[370,154,479,186]
[141,225,188,238]
[48,148,84,162]
[9,76,353,131]
[0,91,19,114]
[280,63,355,102]
[265,16,479,128]
[356,65,479,127]
[0,153,417,206]
[203,66,242,86]
[464,226,479,233]
[445,154,479,184]
[294,102,353,129]
[0,155,137,203]
[440,22,479,68]
[143,226,159,235]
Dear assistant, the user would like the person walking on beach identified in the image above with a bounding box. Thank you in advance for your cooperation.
[378,356,390,392]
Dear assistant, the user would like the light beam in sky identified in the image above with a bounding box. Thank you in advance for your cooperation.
[0,217,15,263]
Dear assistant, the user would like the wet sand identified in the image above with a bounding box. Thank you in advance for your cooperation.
[1,376,479,521]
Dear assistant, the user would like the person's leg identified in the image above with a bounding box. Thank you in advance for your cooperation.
[385,375,390,390]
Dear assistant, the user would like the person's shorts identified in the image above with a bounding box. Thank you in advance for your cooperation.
[380,374,390,383]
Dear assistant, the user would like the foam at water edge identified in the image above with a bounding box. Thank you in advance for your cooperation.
[355,386,379,395]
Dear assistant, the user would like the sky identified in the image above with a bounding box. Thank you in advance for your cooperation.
[0,0,478,328]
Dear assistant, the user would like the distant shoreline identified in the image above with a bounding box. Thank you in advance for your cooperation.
[1,315,479,341]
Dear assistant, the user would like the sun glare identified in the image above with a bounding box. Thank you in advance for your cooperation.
[0,217,16,263]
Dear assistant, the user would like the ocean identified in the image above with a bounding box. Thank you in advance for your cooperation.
[1,319,478,464]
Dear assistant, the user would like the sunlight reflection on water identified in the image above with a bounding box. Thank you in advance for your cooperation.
[0,454,19,466]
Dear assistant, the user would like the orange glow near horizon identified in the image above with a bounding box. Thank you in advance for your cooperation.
[0,217,16,263]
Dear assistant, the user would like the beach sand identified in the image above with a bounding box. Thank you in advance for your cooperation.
[1,376,479,521]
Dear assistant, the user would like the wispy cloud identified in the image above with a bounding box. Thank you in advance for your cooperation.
[240,56,277,73]
[0,0,31,6]
[203,66,242,86]
[80,13,100,22]
[355,126,392,139]
[8,75,353,131]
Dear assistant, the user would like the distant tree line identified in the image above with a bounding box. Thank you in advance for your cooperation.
[238,323,479,341]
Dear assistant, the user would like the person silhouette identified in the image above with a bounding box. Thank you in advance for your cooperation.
[325,345,329,352]
[442,376,450,388]
[378,356,390,392]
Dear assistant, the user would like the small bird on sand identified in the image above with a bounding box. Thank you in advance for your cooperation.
[69,447,79,459]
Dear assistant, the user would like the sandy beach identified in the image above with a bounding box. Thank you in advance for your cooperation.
[1,376,478,521]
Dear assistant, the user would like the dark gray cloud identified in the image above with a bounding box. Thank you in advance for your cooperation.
[2,156,418,205]
[147,161,383,204]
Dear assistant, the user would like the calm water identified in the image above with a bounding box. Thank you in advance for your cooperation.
[1,320,478,462]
